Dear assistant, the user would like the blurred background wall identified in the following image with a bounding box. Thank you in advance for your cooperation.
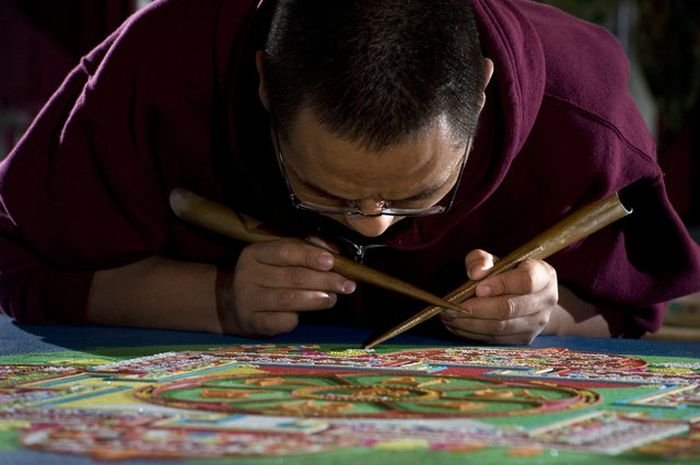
[0,1,139,157]
[0,0,699,228]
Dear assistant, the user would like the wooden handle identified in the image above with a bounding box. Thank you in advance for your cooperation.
[170,188,283,243]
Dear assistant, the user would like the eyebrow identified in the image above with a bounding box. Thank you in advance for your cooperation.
[297,177,348,201]
[285,138,468,203]
[295,165,456,203]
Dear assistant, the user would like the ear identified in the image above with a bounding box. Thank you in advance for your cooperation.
[482,57,494,89]
[479,57,495,111]
[255,50,270,110]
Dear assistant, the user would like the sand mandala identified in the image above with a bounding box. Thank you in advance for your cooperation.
[0,344,698,463]
[136,372,599,418]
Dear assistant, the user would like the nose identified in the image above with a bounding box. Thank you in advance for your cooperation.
[350,198,386,216]
[345,214,395,237]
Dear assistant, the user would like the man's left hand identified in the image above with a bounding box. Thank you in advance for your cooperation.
[440,249,559,344]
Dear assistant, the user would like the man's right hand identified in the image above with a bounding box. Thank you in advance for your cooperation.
[222,239,356,336]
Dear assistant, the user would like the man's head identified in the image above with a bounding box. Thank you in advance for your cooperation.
[257,0,493,237]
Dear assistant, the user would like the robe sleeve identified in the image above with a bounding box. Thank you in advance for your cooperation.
[0,0,264,325]
[569,177,700,337]
[0,11,170,324]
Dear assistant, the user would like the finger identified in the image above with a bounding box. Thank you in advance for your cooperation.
[252,239,337,271]
[475,260,555,298]
[251,312,300,337]
[444,294,542,321]
[261,266,356,295]
[306,236,341,254]
[464,249,497,280]
[441,309,548,336]
[254,288,338,313]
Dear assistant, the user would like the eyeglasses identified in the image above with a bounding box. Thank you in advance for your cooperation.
[273,121,468,217]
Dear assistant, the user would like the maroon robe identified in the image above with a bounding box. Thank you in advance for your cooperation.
[1,0,698,337]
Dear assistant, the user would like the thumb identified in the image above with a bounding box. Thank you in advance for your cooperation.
[306,235,341,254]
[465,249,497,280]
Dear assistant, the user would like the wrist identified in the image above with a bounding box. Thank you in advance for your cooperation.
[548,286,613,337]
[544,304,570,336]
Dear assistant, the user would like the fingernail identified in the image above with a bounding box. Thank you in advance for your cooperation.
[476,284,492,297]
[341,280,356,294]
[323,292,337,307]
[318,253,334,269]
[469,264,484,279]
[442,310,459,320]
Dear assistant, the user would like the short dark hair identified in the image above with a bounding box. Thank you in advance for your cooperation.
[264,0,485,151]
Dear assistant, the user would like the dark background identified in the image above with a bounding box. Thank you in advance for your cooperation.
[1,0,698,227]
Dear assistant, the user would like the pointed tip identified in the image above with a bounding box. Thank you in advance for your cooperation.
[363,332,393,350]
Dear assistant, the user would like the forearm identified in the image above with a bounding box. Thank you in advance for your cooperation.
[545,286,613,337]
[87,256,221,333]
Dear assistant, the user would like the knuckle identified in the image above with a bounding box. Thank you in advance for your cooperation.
[239,245,253,259]
[521,259,538,273]
[258,313,298,336]
[493,319,508,333]
[236,247,255,268]
[276,290,296,307]
[254,319,276,337]
[304,250,319,268]
[518,267,537,292]
[286,267,306,286]
[277,243,296,263]
[275,313,299,333]
[326,277,339,291]
[503,297,517,318]
[493,276,508,293]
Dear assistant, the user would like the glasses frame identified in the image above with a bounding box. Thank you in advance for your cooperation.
[272,120,469,217]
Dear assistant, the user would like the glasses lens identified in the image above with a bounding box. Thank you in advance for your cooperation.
[275,120,467,218]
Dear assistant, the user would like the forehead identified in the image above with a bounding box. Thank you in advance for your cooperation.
[281,108,465,200]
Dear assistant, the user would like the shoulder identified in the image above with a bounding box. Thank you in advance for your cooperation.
[517,1,630,109]
[516,1,655,160]
[77,0,253,110]
[102,0,225,60]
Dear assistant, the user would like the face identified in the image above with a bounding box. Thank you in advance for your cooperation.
[274,107,470,237]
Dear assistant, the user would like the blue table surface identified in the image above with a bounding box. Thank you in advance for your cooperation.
[1,314,699,358]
